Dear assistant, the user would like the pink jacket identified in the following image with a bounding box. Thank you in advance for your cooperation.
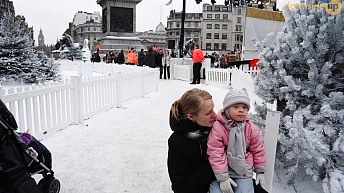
[207,109,266,180]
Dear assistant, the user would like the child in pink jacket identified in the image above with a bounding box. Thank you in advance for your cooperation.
[207,88,266,193]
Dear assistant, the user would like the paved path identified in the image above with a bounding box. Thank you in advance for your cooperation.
[37,80,228,193]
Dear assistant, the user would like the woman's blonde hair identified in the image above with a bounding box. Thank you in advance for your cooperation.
[171,88,212,121]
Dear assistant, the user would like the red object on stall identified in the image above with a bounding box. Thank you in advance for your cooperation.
[250,59,260,75]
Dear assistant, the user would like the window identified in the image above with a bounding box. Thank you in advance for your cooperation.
[237,17,241,24]
[187,31,191,35]
[222,7,228,11]
[194,22,199,27]
[195,31,199,36]
[94,37,96,40]
[207,24,212,29]
[236,25,242,31]
[215,14,220,18]
[206,43,211,50]
[214,33,219,39]
[207,6,212,11]
[215,24,220,29]
[90,17,93,20]
[214,43,219,50]
[94,28,96,31]
[215,6,220,11]
[222,33,227,39]
[187,22,191,27]
[238,9,241,14]
[95,17,98,20]
[88,28,90,31]
[176,32,180,35]
[222,24,228,30]
[170,32,173,35]
[236,34,243,42]
[223,14,228,19]
[177,22,180,27]
[207,14,212,18]
[86,16,88,19]
[222,43,227,50]
[206,33,212,39]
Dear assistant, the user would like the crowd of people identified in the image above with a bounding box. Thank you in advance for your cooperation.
[204,50,242,69]
[90,47,178,80]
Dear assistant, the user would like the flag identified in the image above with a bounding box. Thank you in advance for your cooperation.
[165,0,172,6]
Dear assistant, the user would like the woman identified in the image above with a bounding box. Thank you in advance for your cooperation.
[124,50,129,64]
[163,50,171,79]
[168,88,218,193]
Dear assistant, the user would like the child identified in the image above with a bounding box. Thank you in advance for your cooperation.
[207,87,266,193]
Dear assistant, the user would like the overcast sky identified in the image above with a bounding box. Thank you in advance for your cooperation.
[13,0,297,46]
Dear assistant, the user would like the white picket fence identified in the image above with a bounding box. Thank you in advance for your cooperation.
[0,61,159,139]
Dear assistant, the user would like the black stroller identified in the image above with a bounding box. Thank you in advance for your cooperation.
[0,99,60,193]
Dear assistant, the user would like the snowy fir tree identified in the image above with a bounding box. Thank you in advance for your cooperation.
[253,0,344,192]
[0,13,61,84]
[0,12,37,83]
[36,51,61,82]
[58,33,82,60]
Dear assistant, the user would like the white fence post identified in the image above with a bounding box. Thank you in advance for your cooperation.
[71,76,83,124]
[140,69,145,97]
[115,71,122,108]
[263,110,281,193]
[226,68,231,87]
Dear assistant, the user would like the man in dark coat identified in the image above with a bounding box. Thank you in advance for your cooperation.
[137,49,145,66]
[117,50,125,64]
[155,49,164,79]
[143,48,155,68]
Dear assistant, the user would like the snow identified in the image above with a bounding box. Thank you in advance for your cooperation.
[3,70,323,192]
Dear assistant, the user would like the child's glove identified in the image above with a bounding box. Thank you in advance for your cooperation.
[220,177,237,193]
[27,147,38,157]
[256,173,266,189]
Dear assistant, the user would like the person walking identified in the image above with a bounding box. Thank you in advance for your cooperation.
[118,50,125,64]
[137,49,145,66]
[143,48,155,68]
[163,50,171,79]
[168,88,219,193]
[127,49,137,65]
[155,49,164,79]
[207,87,266,193]
[124,50,129,64]
[190,43,204,84]
[219,54,226,69]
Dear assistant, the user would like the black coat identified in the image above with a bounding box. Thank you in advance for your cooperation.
[117,52,125,64]
[143,52,155,68]
[155,52,164,67]
[168,111,215,193]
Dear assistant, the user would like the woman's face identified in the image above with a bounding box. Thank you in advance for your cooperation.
[187,99,217,127]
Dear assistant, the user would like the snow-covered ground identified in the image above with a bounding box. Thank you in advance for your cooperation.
[3,71,323,192]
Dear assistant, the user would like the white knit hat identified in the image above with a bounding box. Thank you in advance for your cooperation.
[223,87,250,110]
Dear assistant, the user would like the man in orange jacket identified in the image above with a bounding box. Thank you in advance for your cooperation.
[190,43,204,84]
[127,49,137,65]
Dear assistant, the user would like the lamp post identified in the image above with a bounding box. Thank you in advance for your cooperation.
[179,0,186,58]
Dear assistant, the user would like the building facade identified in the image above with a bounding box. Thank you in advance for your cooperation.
[202,3,245,54]
[136,22,167,51]
[71,11,103,51]
[0,0,14,16]
[166,10,202,51]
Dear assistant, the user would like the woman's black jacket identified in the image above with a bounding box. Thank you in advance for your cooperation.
[168,111,215,193]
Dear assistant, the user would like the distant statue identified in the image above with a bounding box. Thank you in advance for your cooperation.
[81,39,91,63]
[183,39,195,57]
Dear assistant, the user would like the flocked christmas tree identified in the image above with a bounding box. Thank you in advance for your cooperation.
[0,13,61,84]
[253,0,344,192]
[0,12,37,83]
[36,50,61,82]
